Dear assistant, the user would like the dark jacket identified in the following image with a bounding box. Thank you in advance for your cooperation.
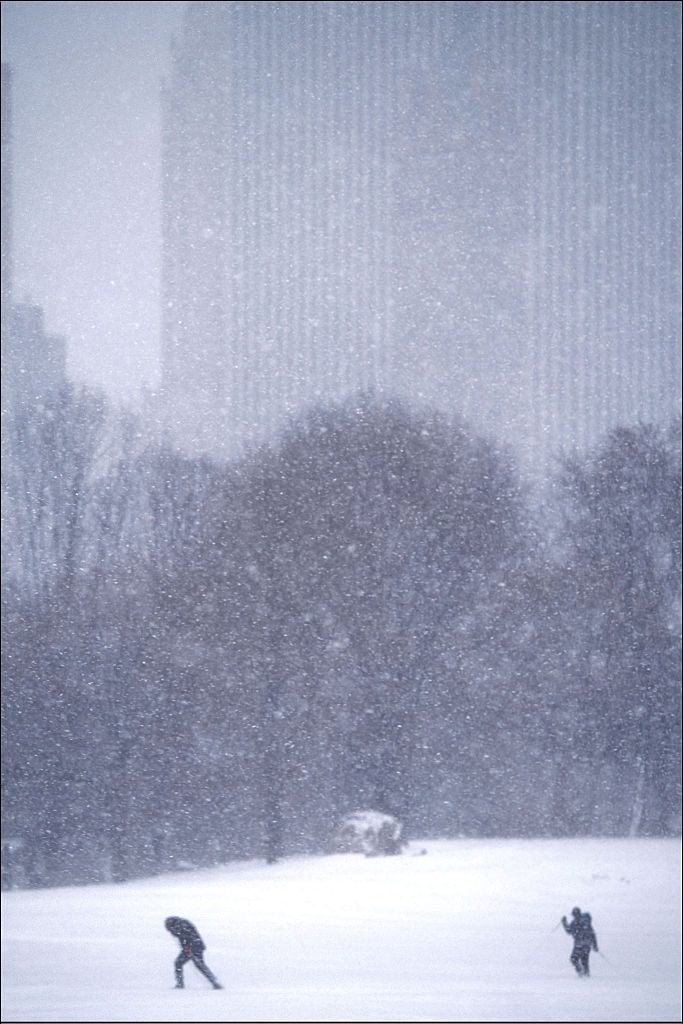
[165,917,206,955]
[562,911,598,952]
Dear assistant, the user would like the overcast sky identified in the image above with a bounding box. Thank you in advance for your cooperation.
[2,1,185,401]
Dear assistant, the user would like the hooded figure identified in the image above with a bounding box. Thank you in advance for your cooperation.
[561,906,599,977]
[164,916,223,989]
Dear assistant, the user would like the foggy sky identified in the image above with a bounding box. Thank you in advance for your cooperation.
[1,1,184,400]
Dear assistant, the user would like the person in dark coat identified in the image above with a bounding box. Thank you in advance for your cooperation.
[164,916,223,989]
[562,906,599,977]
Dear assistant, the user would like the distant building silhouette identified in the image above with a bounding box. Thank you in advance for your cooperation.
[160,2,681,470]
[1,63,14,412]
[8,303,66,407]
[1,63,67,418]
[161,1,451,458]
[504,1,682,465]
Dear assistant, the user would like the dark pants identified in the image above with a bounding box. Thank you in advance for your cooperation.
[570,947,591,976]
[174,948,221,988]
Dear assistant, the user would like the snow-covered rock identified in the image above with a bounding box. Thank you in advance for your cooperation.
[333,809,405,856]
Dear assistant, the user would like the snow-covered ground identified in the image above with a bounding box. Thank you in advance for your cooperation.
[1,837,680,1023]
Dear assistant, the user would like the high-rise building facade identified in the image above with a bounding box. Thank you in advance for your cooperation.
[161,2,681,470]
[161,1,455,457]
[508,1,682,461]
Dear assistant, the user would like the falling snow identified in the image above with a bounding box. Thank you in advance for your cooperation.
[0,4,681,1021]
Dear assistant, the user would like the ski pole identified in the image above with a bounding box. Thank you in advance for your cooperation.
[550,919,563,933]
[598,950,612,966]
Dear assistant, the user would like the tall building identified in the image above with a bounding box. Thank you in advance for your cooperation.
[161,2,681,470]
[506,1,682,461]
[1,63,67,417]
[8,304,66,408]
[1,63,14,413]
[161,1,454,457]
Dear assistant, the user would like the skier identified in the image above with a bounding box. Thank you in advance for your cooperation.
[561,906,598,977]
[164,916,223,989]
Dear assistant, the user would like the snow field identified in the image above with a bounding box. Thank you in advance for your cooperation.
[1,837,681,1023]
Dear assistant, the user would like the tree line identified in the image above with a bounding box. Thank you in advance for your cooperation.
[1,386,680,887]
